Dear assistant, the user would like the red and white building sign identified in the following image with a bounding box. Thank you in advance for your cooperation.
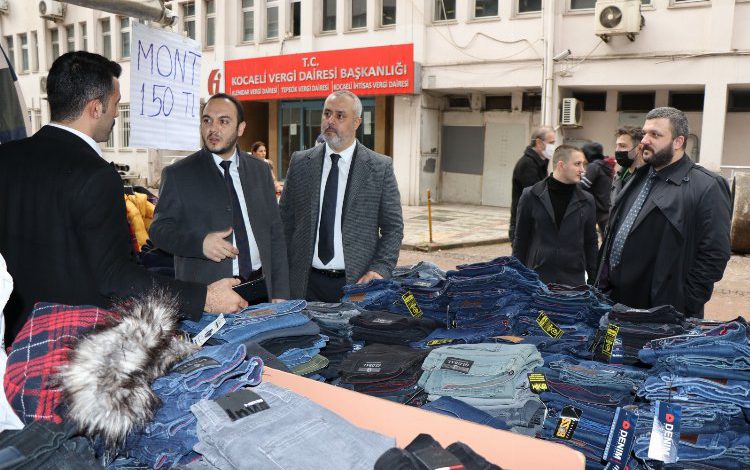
[224,44,414,101]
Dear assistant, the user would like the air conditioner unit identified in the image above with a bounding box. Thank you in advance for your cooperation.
[0,0,10,15]
[560,98,583,127]
[595,0,642,43]
[39,0,65,21]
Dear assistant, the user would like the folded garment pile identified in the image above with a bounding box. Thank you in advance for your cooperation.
[374,433,503,470]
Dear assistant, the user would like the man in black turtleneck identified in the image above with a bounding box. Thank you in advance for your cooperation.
[512,145,598,286]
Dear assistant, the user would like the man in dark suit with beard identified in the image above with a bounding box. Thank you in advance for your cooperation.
[0,52,245,344]
[149,94,290,301]
[280,91,404,302]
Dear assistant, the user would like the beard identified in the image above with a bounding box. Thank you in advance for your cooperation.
[644,144,673,169]
[203,133,238,156]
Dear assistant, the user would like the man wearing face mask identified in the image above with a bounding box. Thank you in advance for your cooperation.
[510,126,555,243]
[596,107,731,318]
[611,126,646,205]
[580,142,614,238]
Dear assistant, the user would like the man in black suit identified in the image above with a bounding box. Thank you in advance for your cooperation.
[280,91,403,302]
[149,94,290,301]
[0,52,246,344]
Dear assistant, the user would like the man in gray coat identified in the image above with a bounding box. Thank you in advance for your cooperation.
[150,93,290,301]
[513,145,598,286]
[280,91,404,302]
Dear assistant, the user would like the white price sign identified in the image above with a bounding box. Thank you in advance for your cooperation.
[129,22,202,150]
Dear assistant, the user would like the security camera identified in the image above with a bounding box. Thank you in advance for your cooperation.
[553,49,572,62]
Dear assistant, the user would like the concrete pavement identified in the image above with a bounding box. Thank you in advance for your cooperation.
[401,204,510,251]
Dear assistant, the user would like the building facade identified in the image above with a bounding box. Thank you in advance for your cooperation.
[1,0,749,206]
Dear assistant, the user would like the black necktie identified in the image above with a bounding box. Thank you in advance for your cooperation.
[318,153,341,265]
[219,160,252,279]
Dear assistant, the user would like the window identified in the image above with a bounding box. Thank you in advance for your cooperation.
[32,108,42,132]
[322,0,336,32]
[522,92,542,112]
[50,28,60,60]
[4,36,14,69]
[266,0,279,39]
[80,22,88,50]
[290,0,301,37]
[120,17,131,58]
[569,0,595,9]
[106,127,115,148]
[572,92,607,111]
[617,92,655,112]
[381,0,396,26]
[486,95,512,111]
[20,34,29,72]
[351,0,366,28]
[434,0,456,21]
[119,104,130,148]
[475,0,498,17]
[66,25,75,53]
[241,0,255,42]
[183,2,196,40]
[518,0,541,13]
[100,19,111,59]
[31,31,39,71]
[447,95,471,109]
[205,0,216,47]
[669,91,704,112]
[728,90,750,112]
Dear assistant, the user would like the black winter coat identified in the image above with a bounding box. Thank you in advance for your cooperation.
[513,178,598,286]
[581,158,614,220]
[596,156,731,318]
[510,146,549,238]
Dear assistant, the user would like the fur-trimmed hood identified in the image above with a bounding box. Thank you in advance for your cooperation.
[57,290,197,447]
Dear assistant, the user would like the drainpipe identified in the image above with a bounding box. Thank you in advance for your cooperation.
[541,0,555,127]
[63,0,175,26]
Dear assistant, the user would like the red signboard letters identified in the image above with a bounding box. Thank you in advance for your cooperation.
[224,44,414,101]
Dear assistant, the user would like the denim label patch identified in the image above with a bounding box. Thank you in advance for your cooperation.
[528,373,549,394]
[402,292,424,318]
[603,407,638,466]
[554,406,582,440]
[536,312,564,339]
[647,401,681,463]
[192,314,226,346]
[426,338,455,346]
[171,356,221,375]
[245,308,275,318]
[215,388,270,421]
[371,318,395,324]
[348,293,366,302]
[357,361,383,373]
[441,357,473,374]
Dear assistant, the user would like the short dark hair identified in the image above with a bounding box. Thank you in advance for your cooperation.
[250,141,266,153]
[553,144,582,166]
[205,93,245,124]
[645,106,689,145]
[616,126,644,146]
[47,51,122,122]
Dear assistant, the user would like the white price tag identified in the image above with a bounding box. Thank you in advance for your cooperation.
[192,314,226,346]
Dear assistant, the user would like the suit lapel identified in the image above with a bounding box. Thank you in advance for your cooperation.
[237,152,264,240]
[307,145,326,238]
[562,189,585,222]
[536,185,556,225]
[342,142,372,224]
[200,149,230,210]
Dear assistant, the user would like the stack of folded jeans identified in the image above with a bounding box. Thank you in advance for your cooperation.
[418,344,545,435]
[123,343,263,468]
[392,261,447,282]
[259,334,329,370]
[302,302,362,381]
[375,433,503,470]
[0,420,102,470]
[180,300,319,348]
[341,279,402,311]
[536,354,647,408]
[629,320,750,469]
[593,304,693,365]
[338,344,429,404]
[528,289,611,328]
[350,310,439,345]
[188,382,395,470]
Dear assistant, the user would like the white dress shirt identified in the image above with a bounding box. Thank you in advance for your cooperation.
[48,123,103,157]
[212,151,262,274]
[312,140,356,270]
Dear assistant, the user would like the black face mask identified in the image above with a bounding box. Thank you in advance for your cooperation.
[615,150,633,168]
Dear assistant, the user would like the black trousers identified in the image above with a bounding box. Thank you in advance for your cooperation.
[305,269,346,303]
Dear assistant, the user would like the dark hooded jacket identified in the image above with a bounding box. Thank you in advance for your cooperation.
[510,146,549,240]
[581,142,614,223]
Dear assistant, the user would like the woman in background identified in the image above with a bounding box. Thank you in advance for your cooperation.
[250,141,282,194]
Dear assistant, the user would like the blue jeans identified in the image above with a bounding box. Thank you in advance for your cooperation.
[181,310,311,345]
[421,396,511,430]
[637,373,750,408]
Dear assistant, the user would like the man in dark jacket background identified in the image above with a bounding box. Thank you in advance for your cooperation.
[513,145,598,286]
[510,126,554,243]
[611,126,645,205]
[596,107,731,318]
[581,142,614,238]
